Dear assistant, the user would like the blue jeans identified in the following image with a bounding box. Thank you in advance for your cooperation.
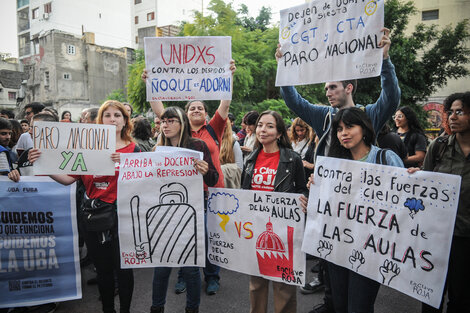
[328,262,380,313]
[204,212,220,282]
[152,267,201,310]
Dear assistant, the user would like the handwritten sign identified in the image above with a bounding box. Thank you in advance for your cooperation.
[145,36,232,101]
[0,177,81,308]
[32,121,116,175]
[302,156,461,308]
[276,0,384,86]
[207,188,306,286]
[117,148,205,268]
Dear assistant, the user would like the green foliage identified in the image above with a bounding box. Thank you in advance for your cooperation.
[127,50,148,113]
[104,88,127,103]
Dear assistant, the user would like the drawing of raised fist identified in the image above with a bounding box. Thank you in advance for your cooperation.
[317,240,333,259]
[379,259,401,285]
[348,249,365,272]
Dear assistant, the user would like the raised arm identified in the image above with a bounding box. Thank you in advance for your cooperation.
[365,28,401,133]
[141,69,165,118]
[217,59,236,120]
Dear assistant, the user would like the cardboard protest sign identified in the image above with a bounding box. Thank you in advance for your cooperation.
[32,121,116,175]
[302,156,461,308]
[0,177,81,308]
[117,148,205,268]
[145,36,232,101]
[207,188,306,286]
[276,0,384,86]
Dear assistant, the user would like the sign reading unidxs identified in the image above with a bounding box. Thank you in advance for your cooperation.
[145,36,232,101]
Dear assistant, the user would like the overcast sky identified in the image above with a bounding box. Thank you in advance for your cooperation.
[0,0,303,58]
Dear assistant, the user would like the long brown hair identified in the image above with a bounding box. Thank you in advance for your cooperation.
[97,100,133,143]
[289,117,314,143]
[157,106,193,148]
[254,110,291,150]
[219,119,235,164]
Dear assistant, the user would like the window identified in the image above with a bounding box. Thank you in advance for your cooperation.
[44,2,52,13]
[63,73,71,80]
[67,45,76,55]
[135,0,142,4]
[32,7,39,19]
[135,16,139,24]
[44,71,50,87]
[147,12,155,21]
[8,92,16,101]
[422,10,439,21]
[135,36,139,44]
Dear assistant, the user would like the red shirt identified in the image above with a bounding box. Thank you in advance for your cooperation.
[72,142,137,203]
[251,149,280,192]
[191,110,226,190]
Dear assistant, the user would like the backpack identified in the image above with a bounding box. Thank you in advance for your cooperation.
[430,135,449,171]
[375,149,388,165]
[206,124,220,150]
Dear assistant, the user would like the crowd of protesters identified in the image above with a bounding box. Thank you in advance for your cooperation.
[0,27,468,313]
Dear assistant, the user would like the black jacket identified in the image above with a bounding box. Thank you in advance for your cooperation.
[241,146,308,196]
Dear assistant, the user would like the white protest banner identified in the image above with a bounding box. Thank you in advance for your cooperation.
[302,156,461,308]
[117,148,205,268]
[32,121,116,175]
[145,36,232,101]
[207,188,306,286]
[0,177,81,308]
[276,0,384,86]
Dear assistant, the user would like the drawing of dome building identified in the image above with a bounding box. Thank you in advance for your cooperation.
[255,218,294,278]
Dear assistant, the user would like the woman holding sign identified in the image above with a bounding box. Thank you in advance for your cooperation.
[28,100,139,313]
[325,107,403,313]
[150,106,218,313]
[241,110,307,313]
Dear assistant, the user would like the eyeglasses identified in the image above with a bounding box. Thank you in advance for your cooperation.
[393,114,404,119]
[0,131,12,136]
[161,118,180,125]
[446,109,465,117]
[25,110,33,116]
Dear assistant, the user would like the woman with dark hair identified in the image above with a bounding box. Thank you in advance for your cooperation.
[151,106,218,313]
[326,107,403,313]
[241,110,260,157]
[393,106,427,167]
[61,110,72,122]
[241,110,307,313]
[132,117,156,152]
[29,100,138,313]
[420,91,470,313]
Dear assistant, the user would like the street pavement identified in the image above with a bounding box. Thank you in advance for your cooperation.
[55,259,422,313]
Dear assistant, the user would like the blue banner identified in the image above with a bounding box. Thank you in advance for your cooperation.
[0,177,81,308]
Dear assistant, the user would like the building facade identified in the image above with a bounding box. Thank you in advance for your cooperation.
[17,0,132,63]
[0,59,28,110]
[22,30,133,118]
[131,0,201,49]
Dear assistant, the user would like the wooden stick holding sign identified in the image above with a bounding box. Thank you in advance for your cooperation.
[32,121,116,175]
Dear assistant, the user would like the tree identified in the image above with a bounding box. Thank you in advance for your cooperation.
[104,88,127,103]
[127,50,147,113]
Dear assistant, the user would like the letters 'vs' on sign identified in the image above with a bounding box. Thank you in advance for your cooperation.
[276,0,384,86]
